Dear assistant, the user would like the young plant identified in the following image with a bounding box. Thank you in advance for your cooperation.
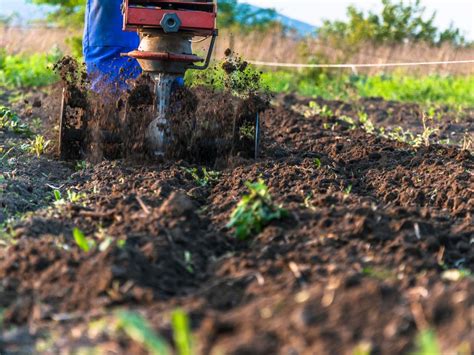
[29,135,50,157]
[227,179,287,240]
[182,167,220,187]
[72,227,95,252]
[414,329,441,355]
[358,111,375,134]
[114,311,170,355]
[0,106,31,135]
[66,189,87,204]
[420,112,439,147]
[171,309,193,355]
[313,157,322,169]
[52,189,63,205]
[75,160,88,171]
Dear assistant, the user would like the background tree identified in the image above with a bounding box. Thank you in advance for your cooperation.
[28,0,85,28]
[317,0,467,48]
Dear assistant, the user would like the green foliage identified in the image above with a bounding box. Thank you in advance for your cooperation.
[313,158,322,169]
[186,56,267,98]
[53,190,62,202]
[413,329,440,355]
[227,179,287,240]
[171,309,193,355]
[115,311,170,355]
[0,49,60,88]
[28,0,86,28]
[182,167,220,187]
[217,0,277,32]
[72,227,95,252]
[66,35,84,60]
[0,106,32,135]
[28,135,50,157]
[261,71,474,107]
[318,0,467,48]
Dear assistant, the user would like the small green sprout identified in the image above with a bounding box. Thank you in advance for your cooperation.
[31,117,43,133]
[53,190,62,202]
[413,329,441,355]
[227,179,287,240]
[29,135,50,157]
[115,311,169,355]
[344,184,353,195]
[182,167,220,187]
[338,115,356,129]
[75,160,88,171]
[73,228,95,253]
[171,309,193,355]
[302,102,334,118]
[184,251,194,274]
[66,190,87,204]
[314,158,322,169]
[303,193,316,211]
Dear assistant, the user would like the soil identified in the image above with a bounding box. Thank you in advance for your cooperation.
[0,84,473,354]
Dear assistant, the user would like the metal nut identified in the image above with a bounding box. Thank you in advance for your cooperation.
[160,13,181,33]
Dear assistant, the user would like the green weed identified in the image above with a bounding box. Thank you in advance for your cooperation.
[66,190,87,204]
[171,309,193,355]
[184,251,194,274]
[0,106,31,136]
[28,135,50,157]
[227,179,287,240]
[115,311,170,355]
[31,117,43,133]
[75,160,88,171]
[182,167,220,187]
[313,158,322,169]
[413,329,441,355]
[0,49,60,88]
[344,184,353,195]
[52,190,62,202]
[72,228,95,253]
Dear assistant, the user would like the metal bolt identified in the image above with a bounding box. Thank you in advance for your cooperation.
[160,13,181,33]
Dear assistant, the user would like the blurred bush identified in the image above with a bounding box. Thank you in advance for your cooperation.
[317,0,468,50]
[0,48,61,88]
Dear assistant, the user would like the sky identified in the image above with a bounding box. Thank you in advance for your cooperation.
[1,0,473,40]
[243,0,474,40]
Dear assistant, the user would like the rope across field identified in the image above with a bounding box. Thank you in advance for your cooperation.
[248,59,474,69]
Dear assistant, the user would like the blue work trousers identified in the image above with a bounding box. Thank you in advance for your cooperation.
[83,0,141,88]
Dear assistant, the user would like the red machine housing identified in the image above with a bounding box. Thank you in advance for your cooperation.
[123,0,217,35]
[122,0,218,71]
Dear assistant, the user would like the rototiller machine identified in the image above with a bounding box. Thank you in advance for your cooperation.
[58,0,261,160]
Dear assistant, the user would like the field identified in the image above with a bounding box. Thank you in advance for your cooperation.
[1,26,474,354]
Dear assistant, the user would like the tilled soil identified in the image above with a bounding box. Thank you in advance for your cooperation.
[0,90,473,354]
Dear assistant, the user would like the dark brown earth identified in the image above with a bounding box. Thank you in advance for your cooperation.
[0,84,473,354]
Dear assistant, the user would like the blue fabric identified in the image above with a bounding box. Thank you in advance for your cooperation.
[83,0,185,90]
[83,0,141,88]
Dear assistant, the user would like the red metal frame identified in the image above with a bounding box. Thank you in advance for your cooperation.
[123,0,217,35]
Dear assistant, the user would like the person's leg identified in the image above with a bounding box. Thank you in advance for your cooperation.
[83,0,141,89]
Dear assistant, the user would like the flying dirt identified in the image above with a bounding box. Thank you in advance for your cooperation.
[0,0,473,353]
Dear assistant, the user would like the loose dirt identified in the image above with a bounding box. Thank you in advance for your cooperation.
[0,81,473,353]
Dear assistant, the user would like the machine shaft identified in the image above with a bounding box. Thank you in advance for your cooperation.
[147,73,179,155]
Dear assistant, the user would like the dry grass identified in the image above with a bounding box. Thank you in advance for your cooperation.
[2,25,473,76]
[214,30,474,76]
[0,25,75,55]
